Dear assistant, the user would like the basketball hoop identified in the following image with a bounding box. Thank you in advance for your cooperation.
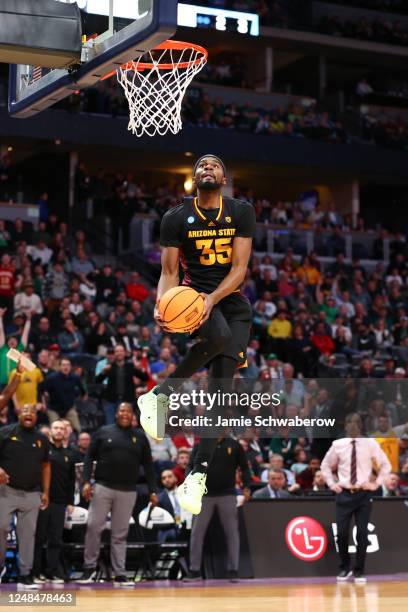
[113,40,207,138]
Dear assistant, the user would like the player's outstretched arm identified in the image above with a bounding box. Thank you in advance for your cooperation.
[200,236,252,323]
[0,308,5,347]
[21,312,31,348]
[155,246,180,327]
[0,361,24,410]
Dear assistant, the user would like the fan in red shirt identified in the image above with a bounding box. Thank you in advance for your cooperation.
[133,347,156,391]
[172,430,200,451]
[296,457,321,492]
[0,254,15,312]
[126,271,149,302]
[311,322,335,355]
[172,449,191,485]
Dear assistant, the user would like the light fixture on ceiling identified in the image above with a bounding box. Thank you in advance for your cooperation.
[184,176,193,192]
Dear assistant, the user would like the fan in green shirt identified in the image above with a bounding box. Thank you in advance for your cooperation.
[319,295,338,324]
[0,309,31,386]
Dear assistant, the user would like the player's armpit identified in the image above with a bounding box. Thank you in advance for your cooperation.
[235,203,257,238]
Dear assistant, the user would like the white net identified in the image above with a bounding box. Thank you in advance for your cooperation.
[116,42,207,137]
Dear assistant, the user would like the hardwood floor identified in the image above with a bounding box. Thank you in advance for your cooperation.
[3,580,405,612]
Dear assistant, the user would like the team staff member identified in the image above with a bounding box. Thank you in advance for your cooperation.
[0,404,50,588]
[321,413,391,584]
[77,403,158,586]
[33,420,76,583]
[184,436,251,582]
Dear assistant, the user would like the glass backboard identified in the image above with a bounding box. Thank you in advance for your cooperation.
[8,0,178,118]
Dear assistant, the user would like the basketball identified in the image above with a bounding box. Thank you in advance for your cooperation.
[158,286,205,333]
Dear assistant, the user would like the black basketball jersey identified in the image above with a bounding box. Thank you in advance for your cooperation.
[160,196,256,294]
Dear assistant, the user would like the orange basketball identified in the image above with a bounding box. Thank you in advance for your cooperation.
[158,286,205,333]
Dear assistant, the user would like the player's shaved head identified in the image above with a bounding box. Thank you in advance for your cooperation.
[193,154,226,177]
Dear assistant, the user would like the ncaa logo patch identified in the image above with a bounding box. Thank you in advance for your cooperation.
[226,216,231,223]
[188,216,195,224]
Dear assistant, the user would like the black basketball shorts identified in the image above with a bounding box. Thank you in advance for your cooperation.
[193,292,252,367]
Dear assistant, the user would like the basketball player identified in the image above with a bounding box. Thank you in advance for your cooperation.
[138,154,255,514]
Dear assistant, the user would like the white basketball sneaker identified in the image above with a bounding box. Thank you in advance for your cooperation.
[137,387,169,440]
[177,472,207,515]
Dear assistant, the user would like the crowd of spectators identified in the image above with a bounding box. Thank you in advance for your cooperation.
[356,76,408,102]
[191,1,291,27]
[322,0,408,15]
[360,108,408,150]
[196,53,248,88]
[317,14,408,46]
[183,95,350,143]
[64,83,350,146]
[352,78,408,150]
[1,204,408,463]
[205,0,408,42]
[2,153,407,259]
[235,189,402,252]
[74,161,407,250]
[62,75,408,153]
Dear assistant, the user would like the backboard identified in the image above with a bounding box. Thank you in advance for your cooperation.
[8,0,178,118]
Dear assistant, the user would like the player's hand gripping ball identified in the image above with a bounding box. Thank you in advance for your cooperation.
[158,287,205,333]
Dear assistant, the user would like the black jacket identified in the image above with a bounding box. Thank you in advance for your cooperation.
[0,424,50,491]
[95,362,148,402]
[190,437,251,496]
[43,372,86,416]
[49,443,76,505]
[83,424,156,492]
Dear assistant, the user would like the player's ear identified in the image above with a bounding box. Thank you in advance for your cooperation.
[221,176,227,186]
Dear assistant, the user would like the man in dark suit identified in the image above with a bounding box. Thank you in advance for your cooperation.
[252,468,292,499]
[156,469,186,543]
[95,344,148,424]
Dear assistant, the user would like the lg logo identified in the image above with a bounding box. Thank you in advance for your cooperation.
[285,516,327,562]
[331,522,380,554]
[285,517,380,562]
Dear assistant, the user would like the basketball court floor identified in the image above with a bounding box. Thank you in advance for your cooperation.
[1,576,407,611]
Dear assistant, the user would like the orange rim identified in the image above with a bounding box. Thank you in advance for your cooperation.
[101,40,208,80]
